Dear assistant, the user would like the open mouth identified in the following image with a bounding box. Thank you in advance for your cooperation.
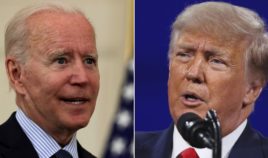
[182,93,204,102]
[60,97,89,105]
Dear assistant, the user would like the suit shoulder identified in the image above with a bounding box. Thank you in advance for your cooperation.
[135,126,173,150]
[135,131,165,158]
[0,113,16,148]
[135,127,174,158]
[77,141,96,158]
[136,131,164,147]
[229,123,268,158]
[255,130,268,156]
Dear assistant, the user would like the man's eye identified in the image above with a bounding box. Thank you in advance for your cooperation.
[177,52,188,56]
[209,58,228,70]
[176,52,191,61]
[84,58,96,65]
[210,58,225,65]
[56,57,67,64]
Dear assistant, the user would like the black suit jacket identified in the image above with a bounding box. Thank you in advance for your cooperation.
[136,122,268,158]
[0,113,96,158]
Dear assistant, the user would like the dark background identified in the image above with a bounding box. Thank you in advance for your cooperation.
[135,0,268,136]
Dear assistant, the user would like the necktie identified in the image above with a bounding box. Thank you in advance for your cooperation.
[177,148,199,158]
[51,149,73,158]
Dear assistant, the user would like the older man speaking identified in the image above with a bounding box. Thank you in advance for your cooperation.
[0,2,99,158]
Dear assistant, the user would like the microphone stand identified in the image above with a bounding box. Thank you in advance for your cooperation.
[206,109,222,158]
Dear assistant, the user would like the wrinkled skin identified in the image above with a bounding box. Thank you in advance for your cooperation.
[168,31,263,136]
[6,11,99,145]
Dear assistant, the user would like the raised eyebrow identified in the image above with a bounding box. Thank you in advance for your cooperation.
[205,47,227,56]
[47,50,72,59]
[84,52,98,59]
[177,43,196,50]
[177,42,227,54]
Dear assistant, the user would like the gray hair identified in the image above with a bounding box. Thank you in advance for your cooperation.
[5,1,87,64]
[169,2,268,84]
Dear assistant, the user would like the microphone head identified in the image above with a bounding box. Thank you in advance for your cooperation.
[176,112,212,148]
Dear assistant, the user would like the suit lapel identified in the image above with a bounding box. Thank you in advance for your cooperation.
[228,122,264,158]
[0,112,39,158]
[151,125,174,158]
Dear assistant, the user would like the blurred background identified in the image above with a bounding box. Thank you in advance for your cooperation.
[0,0,133,157]
[135,0,268,136]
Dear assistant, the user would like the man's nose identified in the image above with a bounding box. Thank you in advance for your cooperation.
[185,58,205,84]
[70,62,89,86]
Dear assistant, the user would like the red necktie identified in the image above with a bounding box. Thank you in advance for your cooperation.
[177,148,199,158]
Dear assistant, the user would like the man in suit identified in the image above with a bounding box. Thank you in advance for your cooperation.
[0,2,99,158]
[136,2,268,158]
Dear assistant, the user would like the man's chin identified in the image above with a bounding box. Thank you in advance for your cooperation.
[64,119,90,131]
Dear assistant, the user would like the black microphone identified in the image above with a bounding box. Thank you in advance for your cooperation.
[176,112,214,149]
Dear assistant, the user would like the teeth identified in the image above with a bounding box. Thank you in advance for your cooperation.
[67,100,85,104]
[185,95,198,101]
[62,98,87,104]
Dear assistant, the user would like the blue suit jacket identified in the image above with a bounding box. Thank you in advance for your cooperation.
[136,122,268,158]
[0,112,96,158]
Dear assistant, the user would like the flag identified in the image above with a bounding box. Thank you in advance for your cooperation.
[102,60,134,158]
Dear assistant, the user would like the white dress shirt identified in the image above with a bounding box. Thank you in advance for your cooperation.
[171,120,247,158]
[16,108,79,158]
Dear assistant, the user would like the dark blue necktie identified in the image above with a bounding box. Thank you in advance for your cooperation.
[51,149,73,158]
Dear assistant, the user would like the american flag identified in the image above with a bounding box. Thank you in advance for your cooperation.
[102,60,134,158]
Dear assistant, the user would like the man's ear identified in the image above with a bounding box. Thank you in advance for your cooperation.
[243,79,263,108]
[5,57,25,94]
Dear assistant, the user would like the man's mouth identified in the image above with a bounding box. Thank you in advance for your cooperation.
[184,93,202,101]
[181,92,204,106]
[60,97,89,105]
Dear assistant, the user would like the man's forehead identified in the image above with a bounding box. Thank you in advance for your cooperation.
[26,10,95,41]
[176,31,248,53]
[176,32,222,49]
[26,10,92,32]
[25,11,96,56]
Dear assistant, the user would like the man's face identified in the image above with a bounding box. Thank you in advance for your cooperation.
[168,31,255,136]
[17,12,99,133]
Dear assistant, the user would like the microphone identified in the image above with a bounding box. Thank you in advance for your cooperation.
[176,112,214,149]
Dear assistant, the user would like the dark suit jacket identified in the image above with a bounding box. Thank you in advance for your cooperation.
[136,122,268,158]
[0,113,96,158]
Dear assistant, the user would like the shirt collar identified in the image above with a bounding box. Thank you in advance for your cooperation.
[171,119,247,158]
[16,108,79,158]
